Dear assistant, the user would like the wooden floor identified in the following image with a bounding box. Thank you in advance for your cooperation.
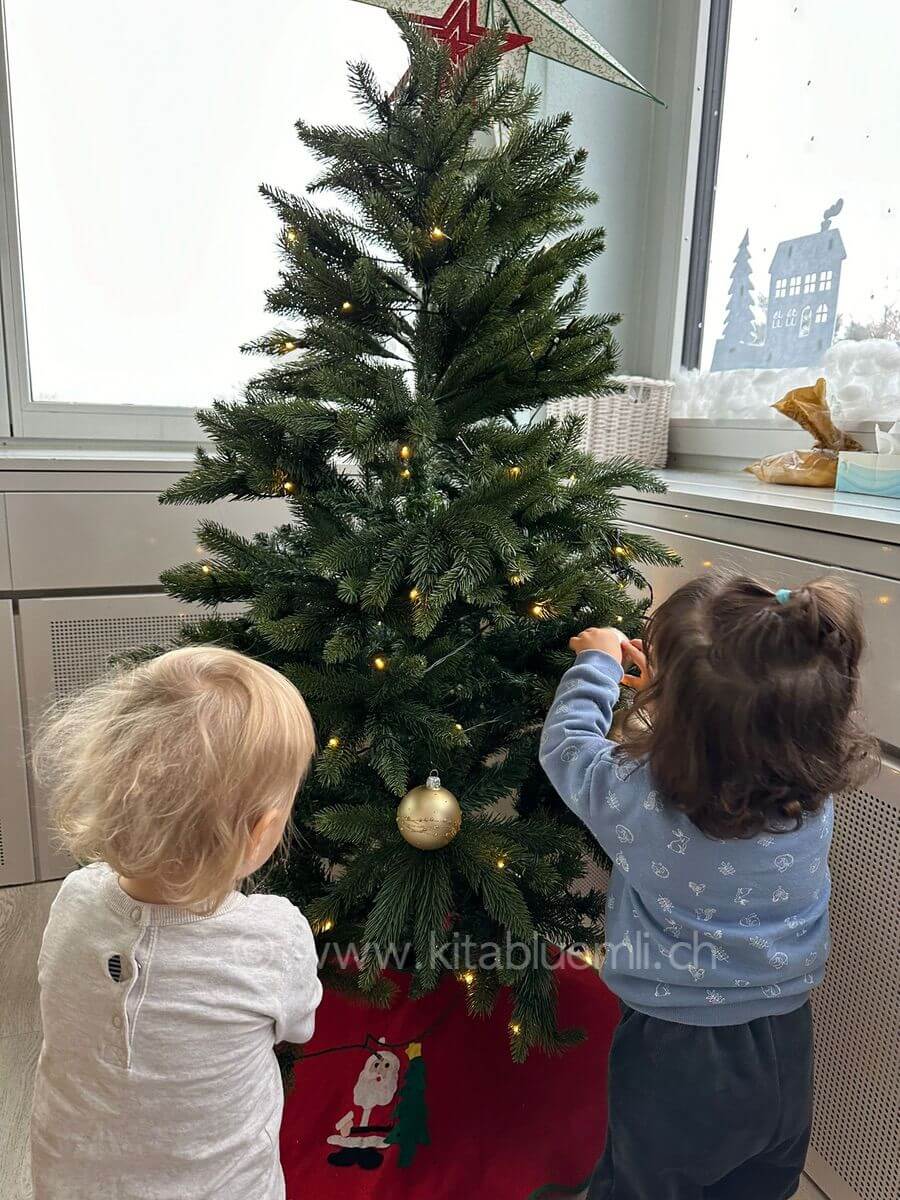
[0,881,59,1200]
[0,880,828,1200]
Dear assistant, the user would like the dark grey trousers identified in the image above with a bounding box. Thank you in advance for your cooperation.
[587,1001,813,1200]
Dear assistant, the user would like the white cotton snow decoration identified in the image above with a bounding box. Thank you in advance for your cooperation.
[875,419,900,454]
[834,382,872,423]
[673,338,900,423]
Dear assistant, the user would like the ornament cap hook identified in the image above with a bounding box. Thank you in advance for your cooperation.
[426,769,442,790]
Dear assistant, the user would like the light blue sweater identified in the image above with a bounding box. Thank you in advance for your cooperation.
[540,650,832,1026]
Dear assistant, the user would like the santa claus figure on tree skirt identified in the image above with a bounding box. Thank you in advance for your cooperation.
[278,958,620,1198]
[325,1040,404,1170]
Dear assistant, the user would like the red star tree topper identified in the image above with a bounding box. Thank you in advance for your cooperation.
[351,0,659,99]
[411,0,531,65]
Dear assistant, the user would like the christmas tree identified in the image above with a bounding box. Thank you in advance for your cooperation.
[385,1043,429,1168]
[720,228,755,344]
[159,20,670,1060]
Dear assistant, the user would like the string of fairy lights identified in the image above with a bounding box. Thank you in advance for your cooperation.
[197,437,638,662]
[275,221,553,372]
[195,215,644,827]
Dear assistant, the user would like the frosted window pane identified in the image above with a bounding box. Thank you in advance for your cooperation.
[681,2,900,423]
[5,0,407,408]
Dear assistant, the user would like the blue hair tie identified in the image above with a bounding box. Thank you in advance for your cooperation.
[774,588,793,606]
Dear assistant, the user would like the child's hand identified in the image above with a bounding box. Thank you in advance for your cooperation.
[621,638,650,690]
[569,627,629,662]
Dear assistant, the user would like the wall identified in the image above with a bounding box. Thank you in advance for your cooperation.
[533,0,705,378]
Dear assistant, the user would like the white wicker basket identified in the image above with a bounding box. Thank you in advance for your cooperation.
[548,375,673,468]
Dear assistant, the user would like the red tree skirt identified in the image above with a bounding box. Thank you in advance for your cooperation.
[280,958,619,1200]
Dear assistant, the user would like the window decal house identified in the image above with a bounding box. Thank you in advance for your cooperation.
[711,201,845,372]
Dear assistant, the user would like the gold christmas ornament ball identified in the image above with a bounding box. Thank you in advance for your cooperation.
[396,770,462,850]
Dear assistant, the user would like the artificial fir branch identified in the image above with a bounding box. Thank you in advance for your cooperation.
[156,18,673,1058]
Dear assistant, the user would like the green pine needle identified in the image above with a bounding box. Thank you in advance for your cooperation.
[154,17,675,1058]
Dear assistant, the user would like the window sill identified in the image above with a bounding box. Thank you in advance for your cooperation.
[0,445,195,474]
[667,419,880,470]
[624,467,900,549]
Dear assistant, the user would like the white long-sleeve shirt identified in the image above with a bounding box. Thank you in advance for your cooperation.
[31,862,322,1200]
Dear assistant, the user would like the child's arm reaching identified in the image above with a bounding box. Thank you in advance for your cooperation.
[539,628,642,854]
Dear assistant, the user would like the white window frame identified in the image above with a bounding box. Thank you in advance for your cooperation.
[670,0,879,468]
[0,0,881,468]
[0,3,203,446]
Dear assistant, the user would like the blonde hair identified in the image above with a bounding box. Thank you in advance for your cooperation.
[34,646,316,910]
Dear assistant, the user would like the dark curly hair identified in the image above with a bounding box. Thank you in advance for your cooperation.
[618,573,878,839]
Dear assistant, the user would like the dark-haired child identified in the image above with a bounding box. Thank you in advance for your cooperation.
[540,575,875,1200]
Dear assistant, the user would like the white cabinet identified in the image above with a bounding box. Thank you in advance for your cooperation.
[17,593,242,881]
[620,500,900,751]
[0,601,34,886]
[808,769,900,1200]
[619,490,900,1200]
[0,469,279,884]
[5,490,286,592]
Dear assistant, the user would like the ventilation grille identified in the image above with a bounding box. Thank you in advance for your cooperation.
[811,784,900,1200]
[49,615,199,700]
[0,819,5,867]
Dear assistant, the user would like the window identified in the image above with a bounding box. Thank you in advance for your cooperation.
[680,2,900,425]
[0,0,406,440]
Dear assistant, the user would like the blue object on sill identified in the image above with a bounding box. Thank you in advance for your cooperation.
[836,453,900,499]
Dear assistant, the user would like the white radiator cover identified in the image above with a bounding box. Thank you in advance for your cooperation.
[17,594,241,880]
[13,585,900,1200]
[807,768,900,1200]
[0,600,34,886]
[624,517,900,1200]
